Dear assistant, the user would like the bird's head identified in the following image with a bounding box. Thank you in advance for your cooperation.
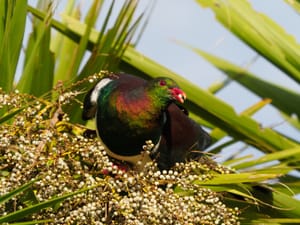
[148,77,186,104]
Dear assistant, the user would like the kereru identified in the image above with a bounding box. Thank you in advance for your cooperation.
[82,73,211,170]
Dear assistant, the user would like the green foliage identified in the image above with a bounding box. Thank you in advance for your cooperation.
[196,0,300,84]
[0,180,96,224]
[0,180,36,206]
[0,0,27,92]
[0,0,300,224]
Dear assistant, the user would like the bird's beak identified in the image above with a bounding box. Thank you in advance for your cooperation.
[171,87,187,104]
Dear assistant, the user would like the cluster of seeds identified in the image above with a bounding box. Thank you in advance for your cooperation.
[0,85,240,224]
[0,89,23,109]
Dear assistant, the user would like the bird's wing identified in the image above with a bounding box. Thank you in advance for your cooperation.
[156,103,211,170]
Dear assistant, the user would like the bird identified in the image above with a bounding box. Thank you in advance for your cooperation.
[82,73,211,170]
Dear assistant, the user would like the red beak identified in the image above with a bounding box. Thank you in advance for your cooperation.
[171,87,186,104]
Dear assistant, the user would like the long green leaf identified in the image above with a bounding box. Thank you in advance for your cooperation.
[285,0,300,14]
[17,3,54,96]
[64,0,103,83]
[196,0,300,84]
[0,107,25,124]
[52,0,78,85]
[194,173,281,185]
[77,0,140,80]
[271,180,300,196]
[252,218,300,224]
[281,112,300,131]
[27,5,81,46]
[0,185,97,223]
[209,98,272,146]
[234,147,300,170]
[8,220,52,225]
[0,0,27,92]
[195,173,300,219]
[186,46,300,120]
[271,190,300,218]
[0,180,36,205]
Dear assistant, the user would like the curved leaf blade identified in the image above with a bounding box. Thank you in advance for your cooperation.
[196,0,300,84]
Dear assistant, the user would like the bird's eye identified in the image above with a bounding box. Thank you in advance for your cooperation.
[159,80,166,86]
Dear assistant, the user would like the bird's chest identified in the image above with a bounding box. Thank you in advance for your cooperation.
[99,93,164,136]
[96,95,164,156]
